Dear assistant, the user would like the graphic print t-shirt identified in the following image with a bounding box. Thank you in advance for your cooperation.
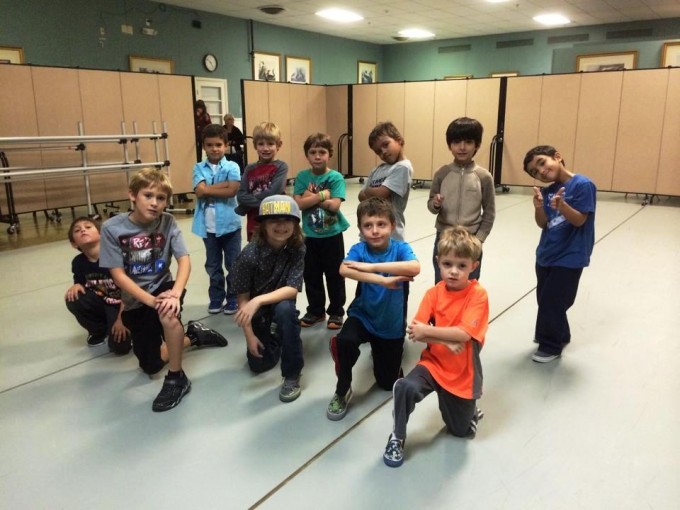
[71,254,122,305]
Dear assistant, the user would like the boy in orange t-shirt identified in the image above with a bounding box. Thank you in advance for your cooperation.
[383,226,489,468]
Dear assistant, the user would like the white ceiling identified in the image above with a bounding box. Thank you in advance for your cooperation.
[154,0,680,44]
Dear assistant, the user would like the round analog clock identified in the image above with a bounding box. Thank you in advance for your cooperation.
[203,53,218,72]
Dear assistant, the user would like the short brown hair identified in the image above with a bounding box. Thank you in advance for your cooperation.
[129,168,173,196]
[437,226,482,261]
[68,216,100,245]
[303,132,333,157]
[252,220,305,249]
[252,122,282,145]
[202,124,228,143]
[368,121,404,150]
[356,197,395,225]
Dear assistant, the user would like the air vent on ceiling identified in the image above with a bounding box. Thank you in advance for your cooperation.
[548,33,589,44]
[438,44,471,53]
[258,5,285,15]
[606,28,652,39]
[496,38,534,49]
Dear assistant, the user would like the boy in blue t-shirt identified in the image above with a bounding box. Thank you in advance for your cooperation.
[191,124,242,315]
[294,133,350,330]
[523,145,596,363]
[326,197,420,421]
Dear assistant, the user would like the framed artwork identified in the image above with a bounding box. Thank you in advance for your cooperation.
[253,51,280,82]
[129,55,174,74]
[490,71,519,77]
[576,51,638,72]
[286,55,311,84]
[661,41,680,68]
[357,61,377,84]
[0,46,24,64]
[444,74,472,80]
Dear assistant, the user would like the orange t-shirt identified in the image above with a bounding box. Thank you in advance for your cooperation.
[416,280,489,399]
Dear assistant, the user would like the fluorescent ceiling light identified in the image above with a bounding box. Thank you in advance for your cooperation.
[487,0,510,3]
[398,28,435,39]
[533,13,571,26]
[315,8,363,23]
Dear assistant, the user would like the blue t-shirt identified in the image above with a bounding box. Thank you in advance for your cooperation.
[346,239,417,338]
[536,174,596,268]
[293,169,350,238]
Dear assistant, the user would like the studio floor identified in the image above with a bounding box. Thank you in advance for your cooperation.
[1,181,678,509]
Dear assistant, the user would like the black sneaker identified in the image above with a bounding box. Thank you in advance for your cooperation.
[300,312,326,327]
[467,408,485,438]
[87,333,106,347]
[186,320,228,348]
[152,373,191,412]
[383,434,405,467]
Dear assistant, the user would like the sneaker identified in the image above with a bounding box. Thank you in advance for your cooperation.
[300,312,326,327]
[186,320,228,348]
[208,300,223,314]
[279,374,302,402]
[327,315,344,330]
[87,333,106,347]
[223,299,238,315]
[383,434,405,468]
[329,336,340,376]
[468,407,485,438]
[327,388,352,421]
[532,350,560,363]
[152,373,191,412]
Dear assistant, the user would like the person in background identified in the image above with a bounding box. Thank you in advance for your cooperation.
[223,113,245,171]
[194,100,212,161]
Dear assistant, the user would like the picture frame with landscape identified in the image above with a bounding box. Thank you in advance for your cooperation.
[576,51,638,72]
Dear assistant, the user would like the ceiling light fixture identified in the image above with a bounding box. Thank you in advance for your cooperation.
[533,13,571,26]
[315,8,363,23]
[398,28,435,39]
[258,5,285,15]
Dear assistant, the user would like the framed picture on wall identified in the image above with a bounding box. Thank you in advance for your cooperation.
[661,41,680,68]
[358,61,377,84]
[129,55,174,74]
[444,74,472,80]
[253,51,281,82]
[490,71,519,77]
[576,51,638,72]
[285,56,311,84]
[0,46,24,64]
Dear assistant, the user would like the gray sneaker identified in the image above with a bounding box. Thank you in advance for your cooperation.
[326,388,352,421]
[279,375,301,402]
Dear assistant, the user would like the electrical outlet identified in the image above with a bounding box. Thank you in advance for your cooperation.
[121,24,133,35]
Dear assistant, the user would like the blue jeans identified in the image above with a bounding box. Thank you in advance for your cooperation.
[203,229,242,304]
[433,230,482,283]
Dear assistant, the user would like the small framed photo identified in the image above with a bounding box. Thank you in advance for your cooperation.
[286,55,311,84]
[661,41,680,68]
[0,46,25,64]
[129,55,174,74]
[358,61,377,84]
[444,74,473,80]
[490,71,519,78]
[253,51,281,82]
[576,51,638,72]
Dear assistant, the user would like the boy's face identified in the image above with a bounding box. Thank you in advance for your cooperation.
[70,221,100,249]
[437,253,479,291]
[372,135,403,165]
[263,218,295,249]
[255,139,281,163]
[525,152,564,183]
[359,214,394,252]
[128,185,168,224]
[306,146,330,173]
[449,139,479,165]
[203,136,227,163]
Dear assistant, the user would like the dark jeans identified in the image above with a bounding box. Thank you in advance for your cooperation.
[247,300,303,378]
[65,290,131,355]
[203,229,242,304]
[303,234,346,317]
[535,264,583,355]
[121,281,185,375]
[433,230,482,283]
[393,364,476,439]
[334,316,404,396]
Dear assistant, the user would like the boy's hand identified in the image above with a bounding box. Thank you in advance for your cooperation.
[110,318,130,343]
[407,319,429,342]
[65,284,86,302]
[550,187,566,210]
[432,193,443,208]
[155,295,181,318]
[383,275,413,289]
[234,299,260,328]
[532,187,543,209]
[246,334,265,358]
